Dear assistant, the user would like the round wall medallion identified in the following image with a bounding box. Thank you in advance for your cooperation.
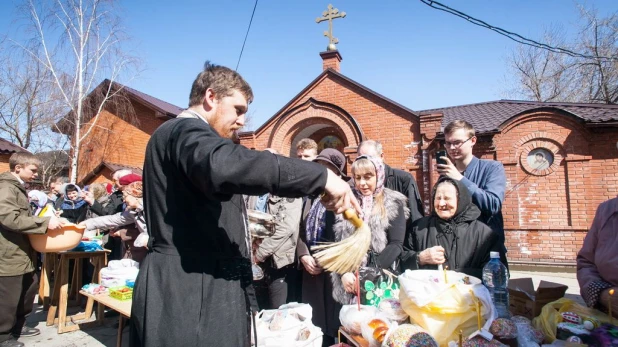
[526,148,554,171]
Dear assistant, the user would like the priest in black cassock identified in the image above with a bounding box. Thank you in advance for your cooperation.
[130,62,358,347]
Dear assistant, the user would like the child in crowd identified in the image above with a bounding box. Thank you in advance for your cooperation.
[57,184,89,223]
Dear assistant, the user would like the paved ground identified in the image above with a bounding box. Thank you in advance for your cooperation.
[17,266,582,346]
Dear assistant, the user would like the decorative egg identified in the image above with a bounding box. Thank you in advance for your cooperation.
[583,317,600,330]
[561,312,582,325]
[567,335,583,343]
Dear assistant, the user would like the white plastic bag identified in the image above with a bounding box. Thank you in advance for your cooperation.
[339,304,379,335]
[253,303,323,347]
[134,233,149,248]
[359,313,391,347]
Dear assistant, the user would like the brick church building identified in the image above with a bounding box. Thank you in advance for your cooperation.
[69,50,618,266]
[238,50,618,266]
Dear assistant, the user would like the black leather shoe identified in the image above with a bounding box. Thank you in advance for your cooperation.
[12,326,40,337]
[0,338,25,347]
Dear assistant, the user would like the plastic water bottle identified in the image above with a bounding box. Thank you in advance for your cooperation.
[482,251,511,318]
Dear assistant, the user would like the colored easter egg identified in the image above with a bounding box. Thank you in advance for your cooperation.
[561,312,582,325]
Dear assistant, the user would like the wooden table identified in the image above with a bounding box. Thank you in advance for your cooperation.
[339,328,369,347]
[44,250,110,333]
[80,291,132,347]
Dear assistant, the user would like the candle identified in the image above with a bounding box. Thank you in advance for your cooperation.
[476,299,482,330]
[609,289,615,324]
[444,265,449,283]
[356,270,361,311]
[458,329,463,347]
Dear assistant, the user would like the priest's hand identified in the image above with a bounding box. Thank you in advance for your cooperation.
[342,272,356,293]
[321,169,361,215]
[437,157,463,181]
[300,255,323,275]
[418,246,446,265]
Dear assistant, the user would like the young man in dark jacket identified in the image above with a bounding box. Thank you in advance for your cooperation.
[0,153,62,347]
[437,120,508,266]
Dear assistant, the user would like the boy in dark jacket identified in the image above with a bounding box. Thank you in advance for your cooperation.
[0,152,62,347]
[58,184,89,224]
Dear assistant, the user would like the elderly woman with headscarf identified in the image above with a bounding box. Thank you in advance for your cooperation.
[28,190,51,216]
[79,181,148,262]
[330,155,409,304]
[401,176,502,278]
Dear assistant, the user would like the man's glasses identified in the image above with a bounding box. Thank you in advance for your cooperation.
[445,137,473,149]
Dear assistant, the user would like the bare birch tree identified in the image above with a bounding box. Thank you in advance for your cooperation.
[0,45,60,150]
[504,6,618,104]
[504,28,581,102]
[13,0,139,183]
[574,6,618,104]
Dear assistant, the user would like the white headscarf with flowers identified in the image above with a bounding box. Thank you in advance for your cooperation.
[352,155,385,222]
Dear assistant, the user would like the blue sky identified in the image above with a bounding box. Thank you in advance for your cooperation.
[1,0,616,130]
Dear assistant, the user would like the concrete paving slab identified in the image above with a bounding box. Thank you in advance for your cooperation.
[19,302,128,347]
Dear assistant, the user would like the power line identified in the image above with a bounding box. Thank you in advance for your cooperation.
[419,0,618,62]
[236,0,259,71]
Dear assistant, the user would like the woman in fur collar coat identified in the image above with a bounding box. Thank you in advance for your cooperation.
[331,155,409,304]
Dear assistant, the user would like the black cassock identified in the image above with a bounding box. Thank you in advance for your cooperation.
[130,117,326,347]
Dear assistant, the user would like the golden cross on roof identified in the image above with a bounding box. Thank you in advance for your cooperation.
[316,4,346,51]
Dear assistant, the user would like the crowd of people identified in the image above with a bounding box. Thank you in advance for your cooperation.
[0,156,147,347]
[0,61,615,347]
[282,126,507,345]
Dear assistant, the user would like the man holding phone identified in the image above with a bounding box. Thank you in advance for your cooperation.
[436,120,508,265]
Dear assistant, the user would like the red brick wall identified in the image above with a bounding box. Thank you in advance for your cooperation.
[75,101,166,183]
[493,113,617,264]
[239,72,421,182]
[0,154,11,173]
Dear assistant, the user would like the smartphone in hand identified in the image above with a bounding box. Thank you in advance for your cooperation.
[436,150,447,165]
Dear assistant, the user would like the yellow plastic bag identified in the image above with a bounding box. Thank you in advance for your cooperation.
[532,298,611,343]
[398,270,495,346]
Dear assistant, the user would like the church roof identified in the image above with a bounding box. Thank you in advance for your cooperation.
[119,82,184,118]
[245,68,418,136]
[78,161,143,185]
[0,138,30,154]
[418,100,618,134]
[55,79,183,134]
